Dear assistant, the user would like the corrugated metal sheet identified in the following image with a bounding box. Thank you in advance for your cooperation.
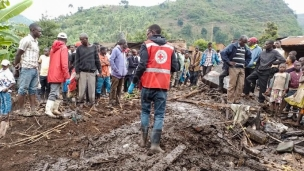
[281,36,304,46]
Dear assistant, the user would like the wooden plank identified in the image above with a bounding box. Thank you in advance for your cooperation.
[149,144,187,171]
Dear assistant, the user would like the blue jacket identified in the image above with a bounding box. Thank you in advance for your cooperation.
[200,49,221,66]
[220,42,252,70]
[246,45,262,68]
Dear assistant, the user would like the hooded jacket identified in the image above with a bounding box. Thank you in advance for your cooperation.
[48,40,70,83]
[132,34,179,84]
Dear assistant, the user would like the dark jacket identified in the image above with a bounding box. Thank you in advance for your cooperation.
[127,55,139,76]
[220,42,252,70]
[132,34,179,84]
[75,45,101,74]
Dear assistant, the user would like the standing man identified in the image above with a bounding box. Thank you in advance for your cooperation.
[274,40,286,58]
[200,42,221,77]
[246,40,286,104]
[38,48,51,103]
[174,47,185,88]
[45,33,70,118]
[96,46,111,98]
[109,39,128,106]
[242,37,262,97]
[189,47,202,86]
[128,24,178,153]
[221,35,252,103]
[75,33,102,110]
[14,23,42,116]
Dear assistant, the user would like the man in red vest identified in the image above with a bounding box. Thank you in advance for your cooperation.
[128,24,179,153]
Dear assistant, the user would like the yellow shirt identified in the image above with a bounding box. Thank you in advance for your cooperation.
[38,55,50,76]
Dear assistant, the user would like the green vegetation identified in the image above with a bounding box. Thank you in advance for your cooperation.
[53,0,302,46]
[0,0,33,62]
[36,14,60,52]
[297,14,304,32]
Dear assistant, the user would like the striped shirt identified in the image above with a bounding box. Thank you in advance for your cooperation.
[231,45,245,68]
[18,34,39,68]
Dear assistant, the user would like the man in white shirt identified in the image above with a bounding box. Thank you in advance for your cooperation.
[14,23,42,116]
[275,40,285,58]
[38,48,50,103]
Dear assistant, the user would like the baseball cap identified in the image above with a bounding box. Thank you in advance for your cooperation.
[57,32,68,39]
[248,37,258,43]
[1,59,10,66]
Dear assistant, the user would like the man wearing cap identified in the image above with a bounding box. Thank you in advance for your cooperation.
[242,37,262,97]
[14,23,42,116]
[45,33,70,118]
[0,60,15,116]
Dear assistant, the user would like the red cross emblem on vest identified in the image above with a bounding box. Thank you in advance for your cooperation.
[155,50,168,64]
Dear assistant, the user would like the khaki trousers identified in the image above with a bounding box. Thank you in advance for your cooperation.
[110,76,124,104]
[78,72,96,104]
[227,67,245,103]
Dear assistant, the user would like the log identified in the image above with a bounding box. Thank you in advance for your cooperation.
[245,128,268,144]
[168,89,205,101]
[283,131,304,137]
[149,144,187,171]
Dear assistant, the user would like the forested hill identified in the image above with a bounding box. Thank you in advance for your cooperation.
[54,0,302,45]
[297,14,304,30]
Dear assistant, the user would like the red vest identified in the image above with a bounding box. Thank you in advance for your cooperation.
[141,40,174,90]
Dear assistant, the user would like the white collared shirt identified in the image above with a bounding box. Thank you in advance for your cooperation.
[18,34,39,68]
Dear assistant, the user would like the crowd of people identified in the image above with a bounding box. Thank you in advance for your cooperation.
[1,23,304,153]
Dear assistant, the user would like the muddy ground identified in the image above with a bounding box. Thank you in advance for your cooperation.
[0,84,303,171]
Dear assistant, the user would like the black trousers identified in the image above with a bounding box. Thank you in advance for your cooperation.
[243,68,256,94]
[40,76,50,98]
[218,69,229,89]
[245,70,270,103]
[202,66,212,76]
[123,75,133,92]
[189,71,199,86]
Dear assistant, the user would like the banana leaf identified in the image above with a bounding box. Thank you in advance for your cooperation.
[0,40,12,46]
[0,49,8,55]
[0,29,20,43]
[0,0,33,23]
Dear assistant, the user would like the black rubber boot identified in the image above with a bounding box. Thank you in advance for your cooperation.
[139,126,149,147]
[62,92,68,104]
[150,129,164,153]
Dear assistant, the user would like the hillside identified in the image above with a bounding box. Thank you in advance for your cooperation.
[297,13,304,30]
[54,0,302,45]
[9,15,33,26]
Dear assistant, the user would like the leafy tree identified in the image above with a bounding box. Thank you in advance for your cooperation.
[37,13,60,52]
[201,27,207,38]
[214,31,228,43]
[177,18,183,27]
[193,39,216,51]
[259,22,278,45]
[181,24,192,36]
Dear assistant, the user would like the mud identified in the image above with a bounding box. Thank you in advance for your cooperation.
[0,86,303,171]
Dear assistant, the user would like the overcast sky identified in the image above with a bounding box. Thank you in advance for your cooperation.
[10,0,304,21]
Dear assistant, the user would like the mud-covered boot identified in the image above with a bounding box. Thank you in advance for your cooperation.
[53,100,62,115]
[45,100,57,118]
[139,126,149,147]
[150,129,164,153]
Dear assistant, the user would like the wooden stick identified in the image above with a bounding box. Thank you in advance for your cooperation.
[34,116,41,127]
[267,134,283,143]
[5,121,69,147]
[24,124,34,133]
[239,123,253,147]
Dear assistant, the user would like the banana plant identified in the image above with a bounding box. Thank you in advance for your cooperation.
[0,0,33,61]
